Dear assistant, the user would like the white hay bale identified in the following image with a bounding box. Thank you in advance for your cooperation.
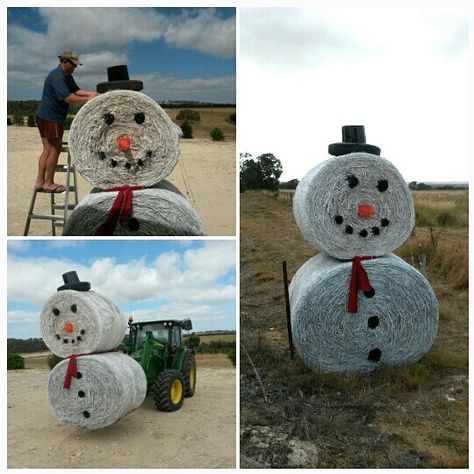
[48,352,147,429]
[40,290,126,358]
[62,186,207,236]
[69,90,181,188]
[289,253,438,373]
[293,152,415,259]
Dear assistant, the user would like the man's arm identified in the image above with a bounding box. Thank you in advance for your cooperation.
[75,89,99,98]
[64,92,97,105]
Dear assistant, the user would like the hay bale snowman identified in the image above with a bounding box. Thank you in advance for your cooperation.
[289,126,439,373]
[41,271,147,429]
[63,65,206,236]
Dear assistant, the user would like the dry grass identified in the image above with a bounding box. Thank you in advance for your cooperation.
[165,108,236,140]
[240,189,468,468]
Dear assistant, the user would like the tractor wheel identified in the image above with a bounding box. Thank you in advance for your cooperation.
[151,369,185,412]
[182,350,197,397]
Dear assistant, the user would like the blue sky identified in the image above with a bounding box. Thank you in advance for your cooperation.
[8,7,235,102]
[8,240,236,339]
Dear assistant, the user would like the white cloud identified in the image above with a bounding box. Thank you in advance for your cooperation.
[164,8,236,59]
[138,73,236,102]
[131,303,235,331]
[8,243,236,307]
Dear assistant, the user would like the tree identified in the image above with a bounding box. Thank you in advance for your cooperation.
[176,109,201,122]
[180,121,193,138]
[259,153,283,190]
[279,179,299,190]
[240,153,283,192]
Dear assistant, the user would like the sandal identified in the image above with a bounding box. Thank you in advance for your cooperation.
[43,184,66,193]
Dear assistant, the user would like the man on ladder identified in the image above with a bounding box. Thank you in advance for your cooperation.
[34,50,97,193]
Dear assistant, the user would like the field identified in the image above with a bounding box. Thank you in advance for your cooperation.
[8,106,236,236]
[240,190,468,468]
[8,353,235,468]
[165,107,236,141]
[196,333,236,344]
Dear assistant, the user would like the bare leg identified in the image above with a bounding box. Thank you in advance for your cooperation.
[42,138,65,192]
[35,138,51,189]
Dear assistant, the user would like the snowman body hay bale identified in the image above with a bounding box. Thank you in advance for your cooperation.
[69,90,181,188]
[40,290,126,358]
[293,152,415,259]
[289,253,438,373]
[48,352,147,429]
[62,185,207,236]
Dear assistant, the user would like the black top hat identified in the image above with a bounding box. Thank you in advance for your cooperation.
[328,125,381,156]
[96,65,143,93]
[57,271,91,292]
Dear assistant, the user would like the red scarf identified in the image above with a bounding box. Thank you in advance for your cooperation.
[94,185,144,236]
[63,354,81,389]
[347,256,376,313]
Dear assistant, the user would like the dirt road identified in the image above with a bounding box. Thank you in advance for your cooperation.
[8,126,235,236]
[8,357,236,468]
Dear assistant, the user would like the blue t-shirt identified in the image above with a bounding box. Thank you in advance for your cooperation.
[36,66,79,123]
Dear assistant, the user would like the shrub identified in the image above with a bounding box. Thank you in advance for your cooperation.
[27,114,36,127]
[184,332,201,349]
[13,114,24,126]
[227,348,236,366]
[176,109,201,122]
[7,117,12,126]
[7,352,25,370]
[210,127,224,141]
[180,121,193,139]
[48,353,64,370]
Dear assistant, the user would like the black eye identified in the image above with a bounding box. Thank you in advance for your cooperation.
[377,180,388,192]
[71,304,77,313]
[103,113,115,125]
[53,308,60,316]
[346,175,359,188]
[134,113,145,124]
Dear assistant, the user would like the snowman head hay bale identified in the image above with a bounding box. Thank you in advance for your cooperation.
[69,65,182,188]
[293,126,415,259]
[48,352,147,429]
[40,271,126,358]
[289,253,439,373]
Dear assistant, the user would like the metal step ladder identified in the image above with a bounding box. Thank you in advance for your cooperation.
[23,142,79,236]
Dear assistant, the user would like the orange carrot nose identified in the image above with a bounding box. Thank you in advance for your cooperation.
[63,322,74,333]
[358,204,376,218]
[116,136,131,152]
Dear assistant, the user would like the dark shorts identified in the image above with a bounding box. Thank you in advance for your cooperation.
[36,115,63,140]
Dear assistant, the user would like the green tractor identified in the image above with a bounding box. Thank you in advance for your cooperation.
[120,316,197,412]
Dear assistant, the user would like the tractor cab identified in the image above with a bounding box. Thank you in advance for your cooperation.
[129,318,192,350]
